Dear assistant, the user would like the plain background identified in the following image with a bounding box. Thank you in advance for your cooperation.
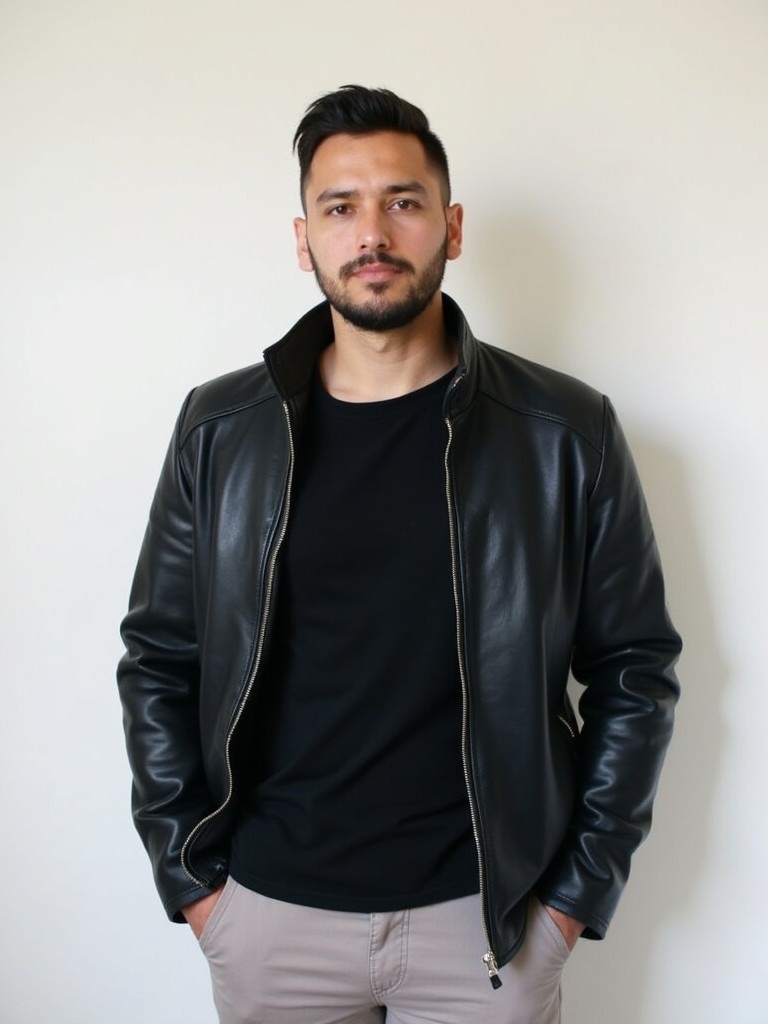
[1,2,766,1022]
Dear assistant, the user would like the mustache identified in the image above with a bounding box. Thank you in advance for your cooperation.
[340,252,415,279]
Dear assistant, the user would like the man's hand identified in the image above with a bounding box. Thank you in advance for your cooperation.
[544,905,584,952]
[181,883,226,940]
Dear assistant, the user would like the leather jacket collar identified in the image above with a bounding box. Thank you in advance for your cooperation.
[262,293,478,418]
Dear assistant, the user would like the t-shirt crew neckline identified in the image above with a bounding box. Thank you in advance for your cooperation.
[313,368,456,418]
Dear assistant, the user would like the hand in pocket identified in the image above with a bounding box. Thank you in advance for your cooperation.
[182,882,226,940]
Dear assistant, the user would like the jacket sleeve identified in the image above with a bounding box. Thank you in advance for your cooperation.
[117,394,222,922]
[539,398,681,938]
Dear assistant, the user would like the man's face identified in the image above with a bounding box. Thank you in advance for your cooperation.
[294,131,463,332]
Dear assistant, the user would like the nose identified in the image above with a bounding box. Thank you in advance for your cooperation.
[357,206,390,251]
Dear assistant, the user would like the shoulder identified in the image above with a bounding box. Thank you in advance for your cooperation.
[176,361,280,446]
[473,341,607,453]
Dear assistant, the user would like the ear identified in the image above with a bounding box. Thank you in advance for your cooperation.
[445,203,463,261]
[293,217,314,272]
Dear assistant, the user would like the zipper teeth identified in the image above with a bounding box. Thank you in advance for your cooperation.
[444,409,496,971]
[557,713,576,740]
[181,400,296,884]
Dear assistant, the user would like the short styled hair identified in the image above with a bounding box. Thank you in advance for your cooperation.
[293,84,451,208]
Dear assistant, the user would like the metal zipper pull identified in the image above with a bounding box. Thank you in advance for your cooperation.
[483,949,503,989]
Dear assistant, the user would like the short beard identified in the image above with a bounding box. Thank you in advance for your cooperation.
[308,236,449,332]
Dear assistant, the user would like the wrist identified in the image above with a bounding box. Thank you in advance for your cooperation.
[544,904,585,950]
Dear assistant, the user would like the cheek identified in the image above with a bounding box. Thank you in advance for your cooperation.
[415,219,449,249]
[304,228,344,270]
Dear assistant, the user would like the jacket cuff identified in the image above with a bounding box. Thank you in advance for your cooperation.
[163,880,222,923]
[535,886,610,940]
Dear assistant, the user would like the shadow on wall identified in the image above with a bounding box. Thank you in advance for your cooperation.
[469,214,725,1023]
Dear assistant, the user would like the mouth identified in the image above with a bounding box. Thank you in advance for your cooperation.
[351,264,402,282]
[342,254,413,282]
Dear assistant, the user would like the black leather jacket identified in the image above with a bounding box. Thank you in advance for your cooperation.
[118,295,680,976]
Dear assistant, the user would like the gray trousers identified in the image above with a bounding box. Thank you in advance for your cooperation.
[198,878,571,1024]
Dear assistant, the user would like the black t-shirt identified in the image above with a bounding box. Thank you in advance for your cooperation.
[229,369,479,911]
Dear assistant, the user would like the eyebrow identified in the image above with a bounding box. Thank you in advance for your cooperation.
[313,181,429,206]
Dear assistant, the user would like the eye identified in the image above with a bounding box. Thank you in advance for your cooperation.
[390,198,418,211]
[327,204,351,216]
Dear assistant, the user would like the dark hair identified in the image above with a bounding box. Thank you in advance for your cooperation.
[293,84,451,208]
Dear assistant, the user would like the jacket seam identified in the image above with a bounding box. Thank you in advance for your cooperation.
[586,397,610,499]
[477,387,604,454]
[178,390,280,451]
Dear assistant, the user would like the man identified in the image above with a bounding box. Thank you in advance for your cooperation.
[118,85,681,1024]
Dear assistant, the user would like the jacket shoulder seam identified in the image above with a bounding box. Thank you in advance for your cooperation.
[477,387,604,455]
[178,391,280,451]
[586,396,610,497]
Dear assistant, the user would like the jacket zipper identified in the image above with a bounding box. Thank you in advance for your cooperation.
[180,400,296,885]
[557,713,576,740]
[444,398,502,989]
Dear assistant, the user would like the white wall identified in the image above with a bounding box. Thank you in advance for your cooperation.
[1,2,766,1021]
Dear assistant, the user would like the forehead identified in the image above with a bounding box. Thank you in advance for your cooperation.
[304,131,440,200]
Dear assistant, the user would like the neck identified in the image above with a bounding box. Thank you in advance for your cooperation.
[319,294,457,402]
